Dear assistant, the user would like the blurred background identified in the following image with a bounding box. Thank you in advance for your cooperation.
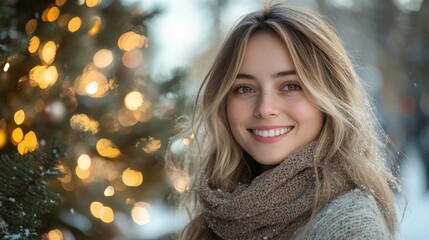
[0,0,428,239]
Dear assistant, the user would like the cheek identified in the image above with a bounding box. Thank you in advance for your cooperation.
[226,98,246,126]
[292,101,323,127]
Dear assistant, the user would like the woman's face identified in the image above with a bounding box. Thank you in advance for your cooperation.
[226,32,323,170]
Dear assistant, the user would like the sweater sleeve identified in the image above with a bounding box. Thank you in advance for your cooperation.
[294,189,393,240]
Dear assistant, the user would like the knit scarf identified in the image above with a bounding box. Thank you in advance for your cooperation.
[196,141,348,240]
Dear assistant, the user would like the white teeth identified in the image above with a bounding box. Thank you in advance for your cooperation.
[252,127,292,138]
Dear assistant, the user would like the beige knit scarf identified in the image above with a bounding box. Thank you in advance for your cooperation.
[196,141,348,240]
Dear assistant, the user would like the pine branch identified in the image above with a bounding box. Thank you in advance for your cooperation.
[0,142,66,240]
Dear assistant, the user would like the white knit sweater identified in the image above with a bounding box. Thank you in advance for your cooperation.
[293,189,392,240]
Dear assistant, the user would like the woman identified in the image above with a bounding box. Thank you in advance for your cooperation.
[169,3,401,239]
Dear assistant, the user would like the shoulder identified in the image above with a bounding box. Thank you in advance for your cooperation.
[294,189,393,240]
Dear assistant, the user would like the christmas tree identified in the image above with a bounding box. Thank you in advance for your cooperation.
[0,0,187,239]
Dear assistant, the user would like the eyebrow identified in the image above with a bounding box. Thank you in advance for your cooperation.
[236,70,297,80]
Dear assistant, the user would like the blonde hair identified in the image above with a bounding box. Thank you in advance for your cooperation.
[168,3,401,239]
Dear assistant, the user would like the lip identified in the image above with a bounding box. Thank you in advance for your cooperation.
[247,125,293,143]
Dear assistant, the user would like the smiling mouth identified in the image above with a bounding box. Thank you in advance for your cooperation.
[251,127,293,138]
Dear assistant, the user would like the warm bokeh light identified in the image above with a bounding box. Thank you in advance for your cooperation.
[28,36,40,54]
[41,66,59,89]
[29,65,58,89]
[68,17,82,32]
[74,69,110,98]
[86,0,102,7]
[3,62,10,72]
[93,49,113,68]
[182,138,190,145]
[29,65,46,87]
[96,138,121,158]
[75,165,90,180]
[56,0,67,7]
[99,206,114,223]
[57,164,72,183]
[40,41,57,65]
[140,136,161,153]
[124,91,143,111]
[131,202,150,225]
[17,131,39,155]
[77,154,91,170]
[117,107,138,127]
[47,229,64,240]
[104,185,115,197]
[14,109,25,125]
[173,175,190,192]
[122,49,143,68]
[47,7,60,22]
[122,168,143,187]
[118,31,148,52]
[85,81,98,94]
[90,201,104,218]
[11,127,24,144]
[132,106,152,122]
[25,19,37,35]
[0,130,6,149]
[41,8,50,22]
[88,16,102,36]
[70,113,100,134]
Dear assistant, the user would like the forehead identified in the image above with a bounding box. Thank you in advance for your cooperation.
[239,32,294,74]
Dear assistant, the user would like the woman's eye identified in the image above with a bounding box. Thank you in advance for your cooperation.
[234,86,254,94]
[282,83,301,91]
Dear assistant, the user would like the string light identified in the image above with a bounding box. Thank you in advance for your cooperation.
[11,127,24,144]
[99,206,114,223]
[93,49,113,68]
[28,36,40,54]
[3,62,10,72]
[55,0,67,7]
[14,109,25,125]
[75,165,90,180]
[25,19,37,35]
[69,113,100,134]
[40,41,57,65]
[17,131,39,155]
[77,154,91,170]
[57,164,72,183]
[0,129,6,149]
[85,81,98,95]
[46,229,64,240]
[122,49,143,68]
[124,91,143,111]
[117,107,138,127]
[96,138,120,158]
[86,0,102,8]
[131,202,150,225]
[136,136,161,153]
[68,17,82,32]
[90,201,104,218]
[88,16,102,36]
[104,186,115,197]
[29,65,59,89]
[74,69,109,98]
[122,168,143,187]
[118,31,148,52]
[47,7,61,22]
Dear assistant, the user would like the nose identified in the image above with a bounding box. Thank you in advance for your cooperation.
[254,93,280,119]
